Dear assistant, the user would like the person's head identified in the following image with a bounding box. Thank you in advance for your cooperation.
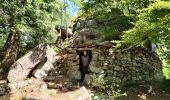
[83,51,87,56]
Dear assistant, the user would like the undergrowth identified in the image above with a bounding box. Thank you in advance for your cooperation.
[91,75,126,100]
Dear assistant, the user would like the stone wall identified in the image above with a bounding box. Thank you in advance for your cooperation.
[63,47,162,86]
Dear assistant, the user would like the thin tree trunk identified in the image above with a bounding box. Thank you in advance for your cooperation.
[0,31,20,79]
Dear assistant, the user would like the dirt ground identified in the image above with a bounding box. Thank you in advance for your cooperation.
[0,78,170,100]
[116,81,170,100]
[0,77,92,100]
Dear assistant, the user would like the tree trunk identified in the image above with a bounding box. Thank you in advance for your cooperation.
[0,31,20,79]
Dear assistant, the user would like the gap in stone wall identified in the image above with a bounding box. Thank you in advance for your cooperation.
[76,50,92,81]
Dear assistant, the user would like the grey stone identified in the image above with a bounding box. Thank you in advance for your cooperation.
[105,76,114,83]
[104,63,108,66]
[154,70,163,81]
[8,44,46,83]
[122,78,127,82]
[111,56,116,59]
[115,78,121,83]
[64,81,77,90]
[83,74,91,85]
[97,73,105,78]
[68,70,81,80]
[47,82,62,89]
[0,87,6,96]
[62,47,162,86]
[129,67,135,70]
[89,66,104,73]
[39,83,48,92]
[114,66,121,71]
[92,53,98,59]
[69,54,77,58]
[113,72,117,76]
[71,65,79,70]
[132,77,137,81]
[68,86,92,100]
[107,70,113,76]
[103,66,107,69]
[98,56,105,61]
[46,45,58,64]
[90,60,97,66]
[72,61,80,66]
[8,81,28,90]
[76,55,79,60]
[0,81,7,96]
[43,76,57,82]
[33,61,54,79]
[33,69,48,79]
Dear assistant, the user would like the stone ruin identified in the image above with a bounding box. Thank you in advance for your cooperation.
[62,46,162,86]
[6,42,162,87]
[6,18,162,87]
[58,18,162,86]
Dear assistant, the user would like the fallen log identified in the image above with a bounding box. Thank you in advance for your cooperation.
[7,44,46,83]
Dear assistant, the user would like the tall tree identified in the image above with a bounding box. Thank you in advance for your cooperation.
[0,0,64,78]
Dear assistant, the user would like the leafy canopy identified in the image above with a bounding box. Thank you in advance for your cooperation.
[0,0,77,50]
[121,0,170,78]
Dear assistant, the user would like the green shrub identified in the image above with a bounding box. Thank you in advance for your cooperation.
[91,75,126,100]
[53,47,61,53]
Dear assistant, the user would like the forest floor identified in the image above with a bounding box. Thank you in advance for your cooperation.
[117,81,170,100]
[0,78,170,100]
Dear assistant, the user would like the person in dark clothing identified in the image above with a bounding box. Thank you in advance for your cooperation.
[80,51,90,81]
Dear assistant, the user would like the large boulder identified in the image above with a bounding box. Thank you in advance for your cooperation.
[7,44,46,83]
[33,46,60,79]
[33,61,54,79]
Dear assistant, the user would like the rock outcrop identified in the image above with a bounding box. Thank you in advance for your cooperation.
[8,44,46,83]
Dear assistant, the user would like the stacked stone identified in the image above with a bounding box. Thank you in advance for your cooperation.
[89,49,105,74]
[64,47,162,86]
[66,50,81,80]
[100,48,161,85]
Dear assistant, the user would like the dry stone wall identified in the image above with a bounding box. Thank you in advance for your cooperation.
[63,47,162,86]
[64,49,81,80]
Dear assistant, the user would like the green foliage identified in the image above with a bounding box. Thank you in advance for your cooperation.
[80,0,135,41]
[120,0,151,14]
[0,0,77,55]
[0,34,7,48]
[162,59,170,79]
[79,0,170,84]
[82,0,151,16]
[122,1,170,46]
[122,1,170,48]
[91,75,106,89]
[53,47,61,53]
[91,75,126,99]
[163,66,170,79]
[70,0,83,7]
[122,0,170,79]
[0,0,61,48]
